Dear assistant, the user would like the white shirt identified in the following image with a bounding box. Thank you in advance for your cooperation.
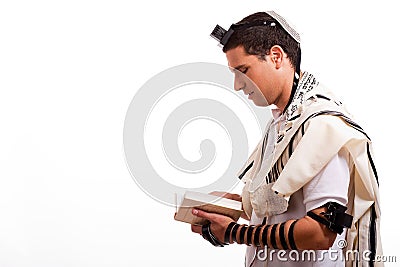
[245,108,351,267]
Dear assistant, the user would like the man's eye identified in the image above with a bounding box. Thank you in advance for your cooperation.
[241,68,248,74]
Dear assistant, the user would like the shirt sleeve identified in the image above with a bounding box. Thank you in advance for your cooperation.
[302,147,351,212]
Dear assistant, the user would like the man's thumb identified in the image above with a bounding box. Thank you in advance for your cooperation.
[192,208,214,222]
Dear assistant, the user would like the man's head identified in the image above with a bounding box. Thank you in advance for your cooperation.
[212,12,301,110]
[223,12,299,69]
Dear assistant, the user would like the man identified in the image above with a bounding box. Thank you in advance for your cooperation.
[190,11,382,267]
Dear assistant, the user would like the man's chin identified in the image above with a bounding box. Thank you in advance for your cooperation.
[252,100,269,107]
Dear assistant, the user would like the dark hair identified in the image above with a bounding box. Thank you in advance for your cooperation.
[222,12,299,68]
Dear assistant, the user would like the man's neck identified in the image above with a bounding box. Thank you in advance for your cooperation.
[275,70,302,112]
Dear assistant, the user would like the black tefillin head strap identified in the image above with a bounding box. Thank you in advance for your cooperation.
[307,202,353,235]
[210,20,277,46]
[210,14,301,114]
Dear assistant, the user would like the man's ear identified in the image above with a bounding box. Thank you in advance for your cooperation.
[269,45,285,69]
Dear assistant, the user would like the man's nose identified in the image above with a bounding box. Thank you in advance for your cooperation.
[234,75,245,91]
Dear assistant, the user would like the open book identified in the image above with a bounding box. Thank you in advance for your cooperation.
[174,191,243,225]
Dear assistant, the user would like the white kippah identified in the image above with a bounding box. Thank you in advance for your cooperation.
[266,11,301,44]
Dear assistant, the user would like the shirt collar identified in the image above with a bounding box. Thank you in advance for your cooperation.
[271,106,283,121]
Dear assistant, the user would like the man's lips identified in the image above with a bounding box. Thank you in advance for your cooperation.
[246,91,254,98]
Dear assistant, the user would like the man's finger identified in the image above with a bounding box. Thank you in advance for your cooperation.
[191,224,202,234]
[209,191,227,197]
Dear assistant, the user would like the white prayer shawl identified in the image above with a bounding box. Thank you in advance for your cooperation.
[238,80,383,266]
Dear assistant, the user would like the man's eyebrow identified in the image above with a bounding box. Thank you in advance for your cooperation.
[229,64,247,72]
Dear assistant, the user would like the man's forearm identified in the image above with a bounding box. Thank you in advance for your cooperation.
[225,207,337,250]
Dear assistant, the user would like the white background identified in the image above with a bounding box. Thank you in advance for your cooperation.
[1,0,399,266]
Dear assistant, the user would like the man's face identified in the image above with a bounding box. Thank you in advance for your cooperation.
[226,45,281,107]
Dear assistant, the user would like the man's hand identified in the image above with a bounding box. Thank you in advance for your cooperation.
[191,209,235,244]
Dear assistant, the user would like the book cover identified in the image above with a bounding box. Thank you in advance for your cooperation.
[174,191,243,225]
